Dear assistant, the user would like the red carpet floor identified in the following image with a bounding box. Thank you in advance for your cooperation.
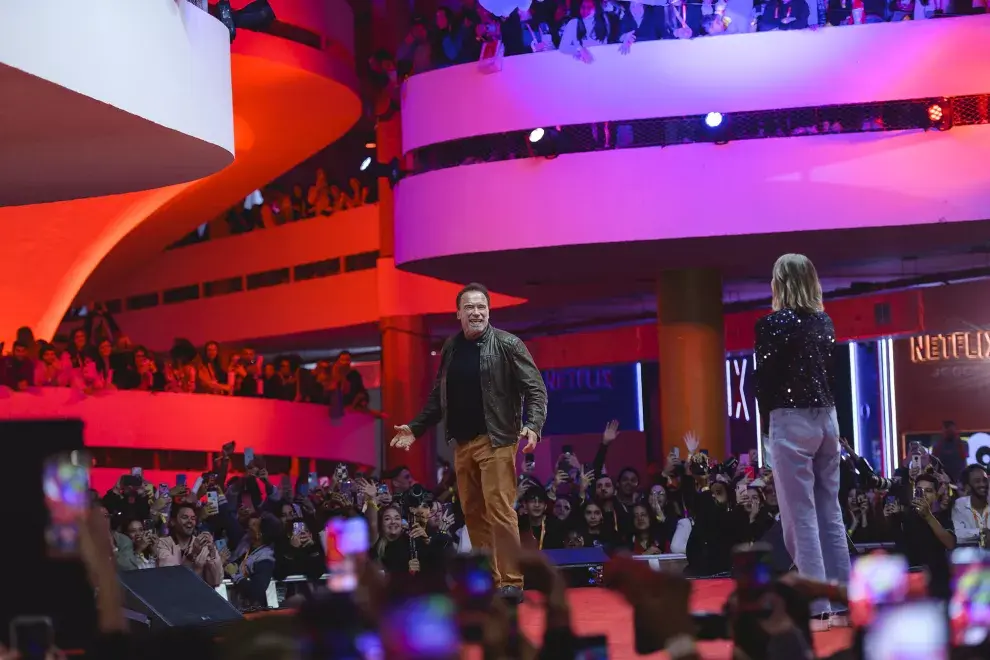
[465,579,852,659]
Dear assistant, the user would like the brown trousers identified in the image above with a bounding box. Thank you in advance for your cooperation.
[453,434,522,588]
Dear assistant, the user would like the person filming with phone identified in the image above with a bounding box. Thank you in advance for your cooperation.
[886,472,956,597]
[390,283,548,602]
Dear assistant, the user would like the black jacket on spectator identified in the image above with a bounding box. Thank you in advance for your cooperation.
[502,4,556,56]
[758,0,809,31]
[618,5,663,42]
[891,509,955,598]
[380,532,452,575]
[686,491,744,577]
[274,533,326,582]
[519,515,565,550]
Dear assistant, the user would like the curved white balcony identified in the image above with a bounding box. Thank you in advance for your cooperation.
[0,0,235,206]
[0,387,376,464]
[401,16,990,153]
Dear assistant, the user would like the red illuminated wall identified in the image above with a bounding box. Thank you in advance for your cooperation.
[894,280,990,436]
[1,388,377,464]
[527,289,925,370]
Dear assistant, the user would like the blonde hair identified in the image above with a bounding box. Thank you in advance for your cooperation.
[771,254,824,313]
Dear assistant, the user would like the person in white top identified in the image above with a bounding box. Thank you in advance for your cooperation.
[559,0,617,63]
[951,465,989,547]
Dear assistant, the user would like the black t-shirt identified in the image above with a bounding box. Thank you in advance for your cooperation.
[895,509,955,595]
[445,333,488,443]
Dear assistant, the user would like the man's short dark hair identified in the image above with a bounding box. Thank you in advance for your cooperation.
[963,463,987,485]
[12,340,28,350]
[456,282,490,309]
[916,473,938,490]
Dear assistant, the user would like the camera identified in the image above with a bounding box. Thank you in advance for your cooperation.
[402,483,433,511]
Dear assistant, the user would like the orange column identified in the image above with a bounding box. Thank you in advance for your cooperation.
[657,269,727,459]
[377,93,434,480]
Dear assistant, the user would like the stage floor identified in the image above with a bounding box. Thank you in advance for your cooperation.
[469,579,852,659]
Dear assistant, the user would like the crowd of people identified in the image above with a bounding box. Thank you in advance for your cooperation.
[91,417,987,602]
[0,313,372,413]
[377,0,987,78]
[170,168,373,249]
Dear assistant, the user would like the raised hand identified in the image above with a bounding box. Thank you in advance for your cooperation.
[603,419,620,445]
[683,430,700,455]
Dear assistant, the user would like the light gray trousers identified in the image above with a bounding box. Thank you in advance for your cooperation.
[768,407,851,616]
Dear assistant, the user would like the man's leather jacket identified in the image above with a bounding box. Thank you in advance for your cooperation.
[408,325,547,448]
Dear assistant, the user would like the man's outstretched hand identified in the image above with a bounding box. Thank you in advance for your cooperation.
[390,425,415,451]
[519,427,538,454]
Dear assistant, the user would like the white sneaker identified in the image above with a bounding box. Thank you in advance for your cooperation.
[809,613,831,633]
[829,612,851,628]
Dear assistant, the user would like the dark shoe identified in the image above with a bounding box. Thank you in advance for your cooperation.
[498,585,523,604]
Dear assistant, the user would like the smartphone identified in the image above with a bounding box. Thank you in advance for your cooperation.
[159,482,170,497]
[863,600,949,660]
[910,454,922,471]
[42,451,91,558]
[949,547,990,647]
[700,448,710,456]
[562,444,573,456]
[574,635,609,660]
[120,474,142,489]
[293,521,306,536]
[244,447,255,468]
[524,453,536,471]
[240,492,254,511]
[914,486,925,500]
[325,517,370,593]
[203,471,218,488]
[308,472,320,490]
[131,466,143,477]
[885,496,897,507]
[377,483,390,496]
[298,482,310,497]
[731,542,774,613]
[447,553,494,642]
[380,594,459,660]
[215,538,227,554]
[10,616,54,660]
[176,474,187,487]
[206,491,220,516]
[672,447,680,459]
[848,553,910,626]
[319,476,331,489]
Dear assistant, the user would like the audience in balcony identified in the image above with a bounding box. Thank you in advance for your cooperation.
[371,0,987,84]
[0,340,33,391]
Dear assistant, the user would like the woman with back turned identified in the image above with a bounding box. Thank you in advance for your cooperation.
[755,254,849,631]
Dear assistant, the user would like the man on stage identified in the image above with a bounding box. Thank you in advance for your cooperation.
[390,283,547,600]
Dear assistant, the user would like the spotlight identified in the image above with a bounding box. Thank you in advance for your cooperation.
[525,126,563,159]
[359,157,404,188]
[705,112,723,128]
[926,99,952,131]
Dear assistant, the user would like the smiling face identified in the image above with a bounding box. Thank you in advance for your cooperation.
[382,507,403,538]
[457,290,490,339]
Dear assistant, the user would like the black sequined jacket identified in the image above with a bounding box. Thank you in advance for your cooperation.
[754,309,837,428]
